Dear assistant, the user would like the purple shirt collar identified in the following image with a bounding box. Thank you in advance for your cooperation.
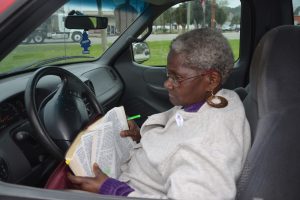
[183,101,205,112]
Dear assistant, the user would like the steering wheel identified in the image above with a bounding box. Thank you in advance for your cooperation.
[25,67,104,160]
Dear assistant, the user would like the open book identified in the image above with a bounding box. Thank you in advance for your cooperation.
[65,106,135,178]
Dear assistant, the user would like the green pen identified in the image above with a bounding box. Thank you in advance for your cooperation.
[127,114,141,120]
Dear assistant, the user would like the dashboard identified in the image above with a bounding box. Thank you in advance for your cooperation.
[0,63,123,186]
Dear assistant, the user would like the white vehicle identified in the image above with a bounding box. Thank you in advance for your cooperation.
[23,13,83,43]
[46,13,83,42]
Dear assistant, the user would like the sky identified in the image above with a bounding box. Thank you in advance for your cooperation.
[227,0,240,8]
[228,0,300,9]
[293,0,300,9]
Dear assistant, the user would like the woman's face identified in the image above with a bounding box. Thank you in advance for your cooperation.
[164,51,212,106]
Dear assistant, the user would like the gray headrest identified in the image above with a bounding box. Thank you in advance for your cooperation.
[250,25,300,116]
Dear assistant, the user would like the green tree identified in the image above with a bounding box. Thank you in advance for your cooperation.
[231,15,240,25]
[163,8,174,33]
[153,7,175,33]
[206,0,214,28]
[153,15,163,32]
[191,0,203,28]
[174,3,187,31]
[216,6,227,26]
[191,0,218,28]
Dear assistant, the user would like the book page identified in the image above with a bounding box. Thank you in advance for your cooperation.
[80,131,97,176]
[91,106,135,178]
[102,106,135,163]
[90,122,118,178]
[69,144,93,177]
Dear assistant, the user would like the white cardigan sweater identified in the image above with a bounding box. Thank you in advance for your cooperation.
[119,89,251,199]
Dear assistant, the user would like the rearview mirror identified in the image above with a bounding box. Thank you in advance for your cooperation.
[65,15,108,30]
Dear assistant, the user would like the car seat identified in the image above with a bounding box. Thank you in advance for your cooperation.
[236,25,300,199]
[234,86,248,102]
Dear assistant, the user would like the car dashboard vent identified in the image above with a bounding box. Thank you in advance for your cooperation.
[84,80,95,94]
[83,80,95,118]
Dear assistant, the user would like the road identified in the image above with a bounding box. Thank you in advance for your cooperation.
[145,31,240,41]
[23,31,240,44]
[93,31,239,43]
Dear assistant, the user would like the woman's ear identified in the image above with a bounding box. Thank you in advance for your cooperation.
[207,71,222,91]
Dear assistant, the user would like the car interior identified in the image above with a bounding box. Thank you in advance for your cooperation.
[0,0,300,199]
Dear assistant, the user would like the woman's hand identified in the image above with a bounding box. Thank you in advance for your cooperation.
[120,120,141,142]
[67,163,108,193]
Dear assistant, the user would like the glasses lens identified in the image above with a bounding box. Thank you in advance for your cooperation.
[172,77,179,87]
[166,73,179,87]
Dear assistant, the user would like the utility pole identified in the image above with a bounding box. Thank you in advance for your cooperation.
[187,2,191,30]
[203,7,206,27]
[211,0,216,28]
[201,0,206,27]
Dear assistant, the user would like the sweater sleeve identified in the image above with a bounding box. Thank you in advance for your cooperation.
[99,178,134,196]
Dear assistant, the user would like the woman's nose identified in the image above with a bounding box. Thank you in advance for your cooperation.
[164,78,173,89]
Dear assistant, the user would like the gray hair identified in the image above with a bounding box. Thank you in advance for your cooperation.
[170,28,234,83]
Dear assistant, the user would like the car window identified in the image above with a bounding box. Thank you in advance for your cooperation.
[0,0,148,74]
[137,0,241,66]
[293,0,300,24]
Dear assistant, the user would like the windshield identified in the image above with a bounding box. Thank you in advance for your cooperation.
[0,0,148,74]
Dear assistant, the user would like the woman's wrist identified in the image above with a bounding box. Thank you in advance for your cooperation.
[99,178,134,196]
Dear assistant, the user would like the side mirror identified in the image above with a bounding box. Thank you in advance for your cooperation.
[132,42,150,63]
[65,15,108,30]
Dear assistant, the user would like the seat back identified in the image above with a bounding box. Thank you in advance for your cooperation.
[234,87,248,101]
[237,25,300,200]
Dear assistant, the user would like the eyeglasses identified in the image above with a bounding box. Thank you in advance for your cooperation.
[166,71,206,87]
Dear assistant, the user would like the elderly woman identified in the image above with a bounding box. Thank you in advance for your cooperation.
[68,28,251,199]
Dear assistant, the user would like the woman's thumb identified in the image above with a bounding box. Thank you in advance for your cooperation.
[93,163,103,176]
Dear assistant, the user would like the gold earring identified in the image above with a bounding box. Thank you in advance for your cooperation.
[206,90,228,108]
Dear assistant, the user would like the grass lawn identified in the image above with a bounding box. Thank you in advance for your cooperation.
[143,39,240,66]
[0,43,103,72]
[0,39,239,72]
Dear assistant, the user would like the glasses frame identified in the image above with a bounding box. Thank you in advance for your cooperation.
[166,70,207,87]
